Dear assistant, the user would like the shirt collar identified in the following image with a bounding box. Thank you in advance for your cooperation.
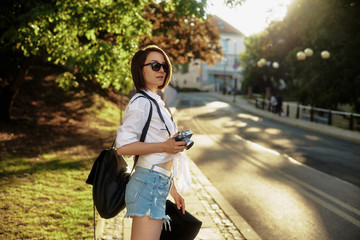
[143,89,165,106]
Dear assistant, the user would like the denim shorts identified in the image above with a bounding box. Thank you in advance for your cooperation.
[125,165,172,222]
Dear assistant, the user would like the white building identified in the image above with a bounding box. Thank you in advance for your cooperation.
[172,15,245,93]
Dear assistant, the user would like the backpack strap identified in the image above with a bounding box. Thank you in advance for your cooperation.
[138,90,171,137]
[129,95,153,173]
[115,91,170,173]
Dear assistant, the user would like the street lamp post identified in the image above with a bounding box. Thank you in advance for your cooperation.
[223,58,227,95]
[233,41,239,102]
[321,50,330,59]
[297,48,314,120]
[272,62,279,69]
[222,38,231,95]
[304,48,314,121]
[257,58,280,111]
[257,58,267,109]
[296,48,331,122]
[296,51,306,61]
[304,48,313,58]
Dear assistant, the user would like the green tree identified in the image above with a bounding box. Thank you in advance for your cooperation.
[0,0,153,122]
[239,34,265,94]
[240,0,360,111]
[0,0,245,122]
[240,22,293,98]
[284,0,360,110]
[140,2,223,65]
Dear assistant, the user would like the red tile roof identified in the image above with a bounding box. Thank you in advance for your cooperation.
[208,15,244,36]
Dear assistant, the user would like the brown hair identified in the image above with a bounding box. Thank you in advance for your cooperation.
[131,45,172,91]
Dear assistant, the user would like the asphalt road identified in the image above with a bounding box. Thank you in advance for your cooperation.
[175,93,360,240]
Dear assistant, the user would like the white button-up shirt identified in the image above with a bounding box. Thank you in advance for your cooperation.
[115,89,191,193]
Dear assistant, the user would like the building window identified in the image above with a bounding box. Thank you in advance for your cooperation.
[182,63,189,73]
[221,40,229,52]
[217,21,225,30]
[221,56,228,66]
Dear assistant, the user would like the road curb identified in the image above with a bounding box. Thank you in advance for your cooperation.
[188,159,262,240]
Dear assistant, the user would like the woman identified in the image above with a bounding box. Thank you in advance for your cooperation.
[115,45,191,240]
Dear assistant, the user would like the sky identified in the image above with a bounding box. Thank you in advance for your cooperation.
[206,0,293,36]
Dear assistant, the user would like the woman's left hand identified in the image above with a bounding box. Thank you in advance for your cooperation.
[170,183,185,215]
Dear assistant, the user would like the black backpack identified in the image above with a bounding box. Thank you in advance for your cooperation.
[86,92,154,218]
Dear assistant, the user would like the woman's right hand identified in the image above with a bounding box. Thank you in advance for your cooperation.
[162,132,186,154]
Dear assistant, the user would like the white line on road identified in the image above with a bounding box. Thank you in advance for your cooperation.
[234,134,360,227]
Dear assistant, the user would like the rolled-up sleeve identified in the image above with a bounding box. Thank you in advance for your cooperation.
[115,98,150,148]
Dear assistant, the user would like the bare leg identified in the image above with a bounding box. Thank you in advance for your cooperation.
[131,215,163,240]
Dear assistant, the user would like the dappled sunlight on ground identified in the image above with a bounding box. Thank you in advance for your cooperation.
[237,113,261,122]
[287,156,303,165]
[304,134,321,141]
[264,128,282,135]
[245,127,262,133]
[272,138,297,149]
[233,135,302,168]
[191,134,220,149]
[252,179,325,235]
[205,101,230,109]
[220,144,331,239]
[244,138,280,157]
[236,122,248,128]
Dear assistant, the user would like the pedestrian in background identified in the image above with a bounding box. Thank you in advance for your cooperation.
[270,95,277,113]
[276,95,283,115]
[227,85,232,95]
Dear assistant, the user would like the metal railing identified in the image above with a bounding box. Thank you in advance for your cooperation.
[250,97,360,132]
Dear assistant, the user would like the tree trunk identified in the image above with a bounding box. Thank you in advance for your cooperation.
[0,57,32,123]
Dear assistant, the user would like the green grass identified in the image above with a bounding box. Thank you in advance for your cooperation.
[1,152,95,239]
[0,93,121,239]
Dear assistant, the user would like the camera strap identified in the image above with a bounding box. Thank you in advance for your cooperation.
[138,90,171,137]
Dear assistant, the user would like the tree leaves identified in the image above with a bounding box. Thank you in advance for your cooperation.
[240,0,360,111]
[1,0,152,93]
[0,0,246,94]
[140,3,222,65]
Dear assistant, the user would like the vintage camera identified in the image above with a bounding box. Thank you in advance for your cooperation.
[174,130,194,150]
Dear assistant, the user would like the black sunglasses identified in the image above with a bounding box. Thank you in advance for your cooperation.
[143,62,169,72]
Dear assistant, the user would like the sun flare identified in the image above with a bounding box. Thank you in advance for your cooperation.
[207,0,293,36]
